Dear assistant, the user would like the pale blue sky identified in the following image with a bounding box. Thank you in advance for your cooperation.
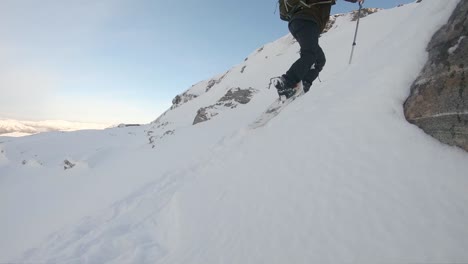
[0,0,415,124]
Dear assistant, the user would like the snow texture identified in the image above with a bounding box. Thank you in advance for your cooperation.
[448,35,466,54]
[1,1,467,263]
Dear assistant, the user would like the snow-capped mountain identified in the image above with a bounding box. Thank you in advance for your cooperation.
[0,119,109,137]
[1,1,467,263]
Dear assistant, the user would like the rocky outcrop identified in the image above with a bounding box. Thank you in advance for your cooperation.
[171,92,198,109]
[218,87,256,105]
[404,0,467,151]
[63,160,76,170]
[323,8,380,33]
[350,8,380,22]
[171,71,230,110]
[193,87,257,125]
[323,15,340,33]
[148,129,175,149]
[205,71,229,93]
[117,124,141,128]
[193,108,215,125]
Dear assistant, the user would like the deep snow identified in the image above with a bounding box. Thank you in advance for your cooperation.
[1,0,467,263]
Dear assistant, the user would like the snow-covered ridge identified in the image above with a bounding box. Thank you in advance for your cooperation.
[144,7,384,148]
[1,1,468,264]
[165,7,382,116]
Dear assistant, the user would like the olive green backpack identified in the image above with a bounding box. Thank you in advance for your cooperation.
[278,0,335,21]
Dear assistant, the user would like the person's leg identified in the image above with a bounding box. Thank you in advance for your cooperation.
[303,46,326,92]
[283,19,321,86]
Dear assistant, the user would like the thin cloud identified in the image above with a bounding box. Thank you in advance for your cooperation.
[0,67,59,119]
[47,94,169,124]
[0,0,167,124]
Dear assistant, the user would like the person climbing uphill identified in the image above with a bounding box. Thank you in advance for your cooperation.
[275,0,365,99]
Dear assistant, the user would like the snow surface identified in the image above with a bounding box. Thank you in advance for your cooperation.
[448,35,466,54]
[1,1,468,263]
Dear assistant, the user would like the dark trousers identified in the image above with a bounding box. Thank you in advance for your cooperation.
[284,19,326,86]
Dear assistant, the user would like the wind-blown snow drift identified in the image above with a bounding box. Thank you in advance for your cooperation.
[1,0,467,263]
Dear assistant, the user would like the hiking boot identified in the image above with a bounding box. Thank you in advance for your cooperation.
[273,76,296,99]
[302,81,312,93]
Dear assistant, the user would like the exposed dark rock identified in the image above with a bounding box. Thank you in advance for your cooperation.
[117,124,141,128]
[206,80,217,92]
[350,8,380,22]
[148,136,156,145]
[323,15,338,33]
[404,0,468,151]
[193,87,257,125]
[241,65,247,73]
[218,87,255,105]
[163,130,175,136]
[171,93,198,109]
[157,121,169,129]
[148,129,175,149]
[205,71,229,93]
[193,107,217,125]
[64,160,75,170]
[170,71,232,110]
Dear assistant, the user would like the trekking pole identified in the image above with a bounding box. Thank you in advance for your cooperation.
[349,2,363,65]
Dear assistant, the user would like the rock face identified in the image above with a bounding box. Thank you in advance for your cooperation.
[350,7,380,22]
[63,160,75,170]
[193,87,257,125]
[171,71,230,110]
[404,0,467,151]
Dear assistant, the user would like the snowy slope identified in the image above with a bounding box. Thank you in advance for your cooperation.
[1,1,468,263]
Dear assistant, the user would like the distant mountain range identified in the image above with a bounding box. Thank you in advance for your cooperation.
[0,119,110,137]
